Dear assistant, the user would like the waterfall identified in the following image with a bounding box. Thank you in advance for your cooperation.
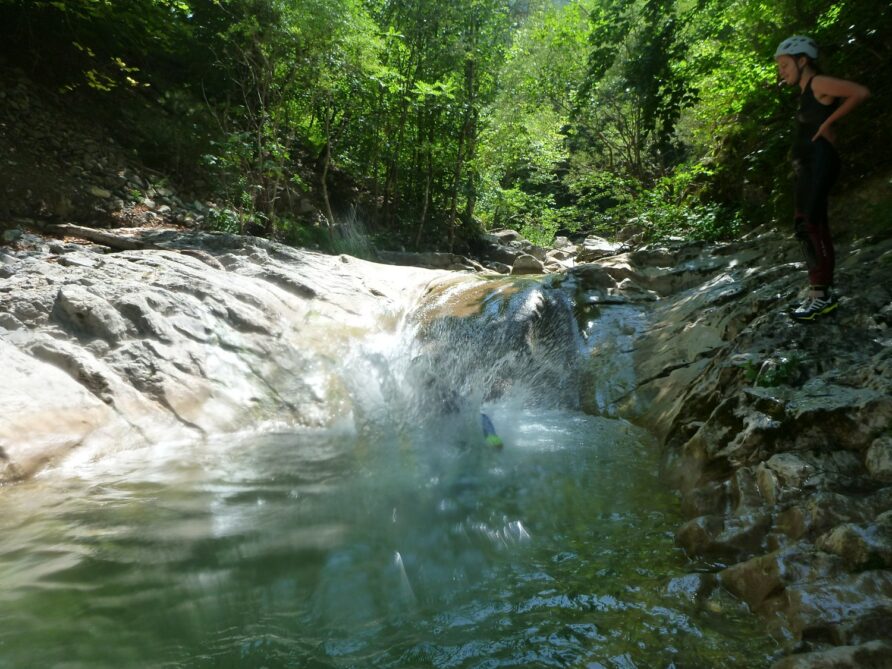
[340,276,586,448]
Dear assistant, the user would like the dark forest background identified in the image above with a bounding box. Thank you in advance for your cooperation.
[1,0,889,251]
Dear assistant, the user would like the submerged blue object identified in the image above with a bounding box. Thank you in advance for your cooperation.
[481,412,497,437]
[481,413,503,449]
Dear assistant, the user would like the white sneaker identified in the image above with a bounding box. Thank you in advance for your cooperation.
[790,293,838,321]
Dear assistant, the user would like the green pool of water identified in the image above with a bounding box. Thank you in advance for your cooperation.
[0,409,778,668]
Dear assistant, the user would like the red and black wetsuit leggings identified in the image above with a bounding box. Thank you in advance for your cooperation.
[793,138,840,288]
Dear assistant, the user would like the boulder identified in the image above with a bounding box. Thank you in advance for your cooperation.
[816,514,892,571]
[511,254,544,275]
[866,437,892,482]
[757,451,864,506]
[680,480,730,517]
[664,572,718,603]
[719,545,846,611]
[479,242,521,265]
[552,235,573,250]
[676,511,771,561]
[488,228,523,243]
[774,491,880,542]
[547,248,575,262]
[88,185,112,198]
[484,260,511,274]
[765,570,892,646]
[576,235,622,262]
[2,228,23,243]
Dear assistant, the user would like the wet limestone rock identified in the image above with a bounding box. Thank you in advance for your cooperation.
[767,570,892,647]
[718,545,847,611]
[0,339,117,480]
[677,511,773,562]
[816,513,892,571]
[613,231,892,665]
[0,230,447,482]
[866,437,892,482]
[774,490,892,545]
[771,641,892,669]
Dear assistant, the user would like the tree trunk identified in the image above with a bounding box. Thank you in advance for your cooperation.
[446,128,466,253]
[320,109,336,243]
[462,106,479,225]
[448,58,477,252]
[414,119,435,249]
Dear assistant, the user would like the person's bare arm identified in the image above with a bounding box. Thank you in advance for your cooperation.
[811,75,871,142]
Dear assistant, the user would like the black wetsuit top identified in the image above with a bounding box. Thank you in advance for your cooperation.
[794,76,840,159]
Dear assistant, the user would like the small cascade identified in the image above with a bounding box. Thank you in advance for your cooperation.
[340,276,587,445]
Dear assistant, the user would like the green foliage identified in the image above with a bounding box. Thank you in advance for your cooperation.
[477,185,576,246]
[475,1,590,242]
[478,0,889,245]
[742,354,803,388]
[206,207,243,235]
[10,0,193,91]
[1,0,887,250]
[567,161,741,241]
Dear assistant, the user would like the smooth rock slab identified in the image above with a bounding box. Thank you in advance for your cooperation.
[0,233,448,482]
[0,339,117,479]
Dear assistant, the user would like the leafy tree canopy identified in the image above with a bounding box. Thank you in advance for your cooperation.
[0,0,888,248]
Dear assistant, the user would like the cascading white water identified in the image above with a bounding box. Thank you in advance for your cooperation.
[340,276,588,449]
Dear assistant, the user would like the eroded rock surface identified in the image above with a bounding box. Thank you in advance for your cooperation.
[0,229,446,481]
[613,229,892,667]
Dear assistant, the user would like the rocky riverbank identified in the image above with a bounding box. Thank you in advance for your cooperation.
[610,230,892,667]
[2,220,891,667]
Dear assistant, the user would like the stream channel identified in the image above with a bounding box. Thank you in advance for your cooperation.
[0,276,779,667]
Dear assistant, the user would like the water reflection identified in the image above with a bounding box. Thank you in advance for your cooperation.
[0,410,777,668]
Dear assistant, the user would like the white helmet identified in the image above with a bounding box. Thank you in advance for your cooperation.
[774,35,818,60]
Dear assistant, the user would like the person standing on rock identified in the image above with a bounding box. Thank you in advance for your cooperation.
[774,35,870,322]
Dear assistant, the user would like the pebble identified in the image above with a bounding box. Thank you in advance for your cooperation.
[89,186,112,198]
